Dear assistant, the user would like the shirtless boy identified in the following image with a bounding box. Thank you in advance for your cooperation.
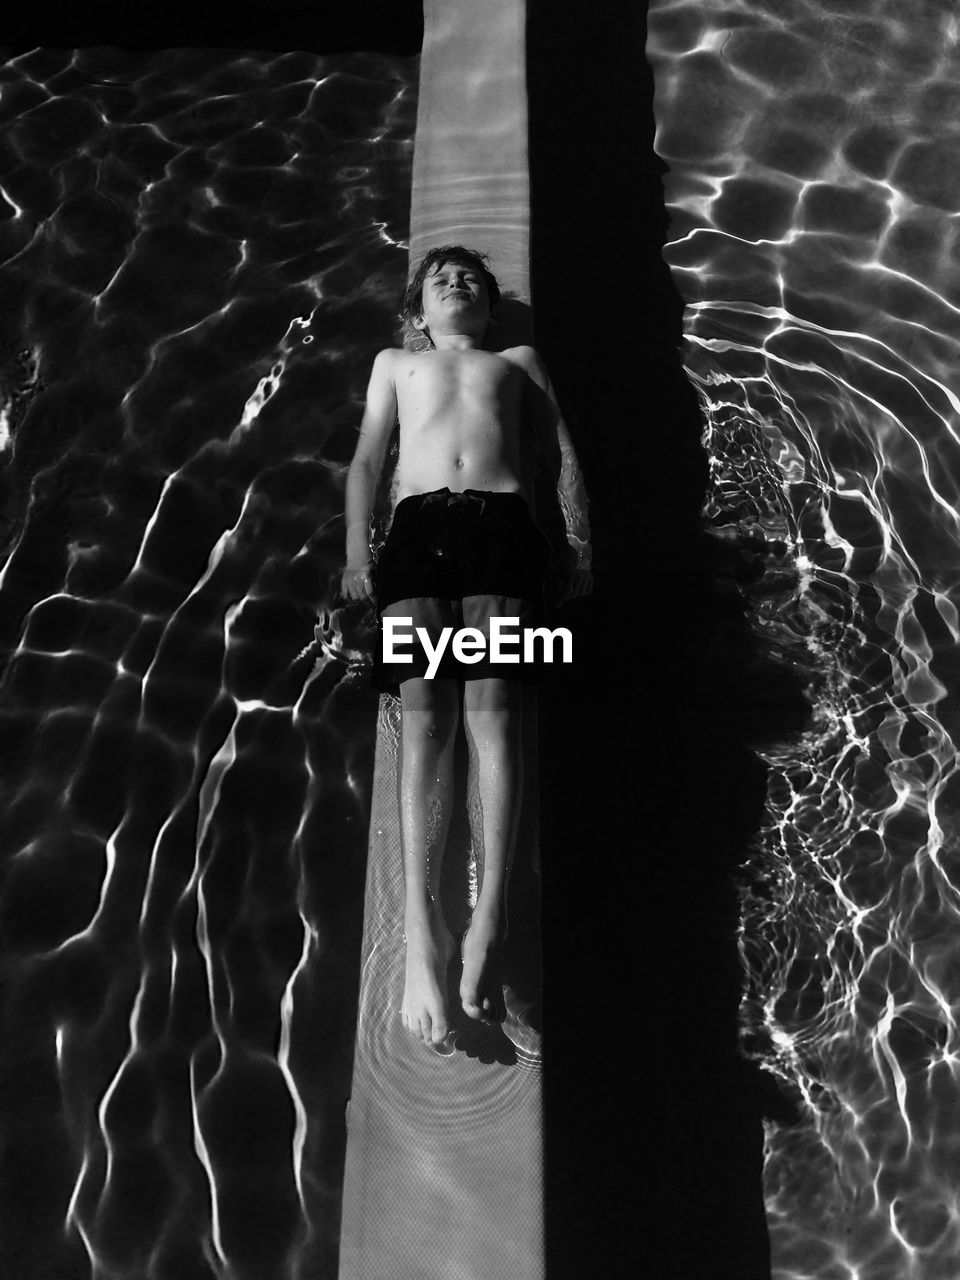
[341,246,591,1049]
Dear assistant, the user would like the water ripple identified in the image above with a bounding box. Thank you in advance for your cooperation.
[0,44,416,1280]
[651,1,960,1273]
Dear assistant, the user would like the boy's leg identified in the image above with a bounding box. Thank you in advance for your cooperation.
[397,672,460,1047]
[460,676,524,1024]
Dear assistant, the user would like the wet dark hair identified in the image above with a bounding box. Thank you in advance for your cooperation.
[401,245,502,325]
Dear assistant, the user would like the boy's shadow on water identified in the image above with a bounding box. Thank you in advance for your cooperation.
[525,4,813,1276]
[448,1022,518,1068]
[534,519,810,1278]
[484,296,534,351]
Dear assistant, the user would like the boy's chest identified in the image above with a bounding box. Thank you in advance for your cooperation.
[396,353,524,414]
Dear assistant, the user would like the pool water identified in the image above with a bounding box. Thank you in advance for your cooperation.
[0,45,416,1279]
[5,7,960,1277]
[650,3,960,1275]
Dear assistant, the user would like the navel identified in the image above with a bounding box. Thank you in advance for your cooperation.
[455,458,465,470]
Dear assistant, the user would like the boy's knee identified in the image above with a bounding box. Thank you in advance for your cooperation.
[463,679,522,729]
[400,679,460,740]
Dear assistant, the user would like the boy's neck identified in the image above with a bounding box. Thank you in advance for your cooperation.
[428,331,485,352]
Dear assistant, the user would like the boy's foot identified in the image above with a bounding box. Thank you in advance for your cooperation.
[460,909,505,1025]
[401,911,456,1049]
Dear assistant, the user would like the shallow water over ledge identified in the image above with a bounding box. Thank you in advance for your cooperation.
[650,3,960,1276]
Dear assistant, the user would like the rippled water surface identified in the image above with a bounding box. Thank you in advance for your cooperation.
[650,3,960,1276]
[0,45,415,1278]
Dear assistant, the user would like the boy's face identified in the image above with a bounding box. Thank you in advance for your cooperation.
[414,260,491,337]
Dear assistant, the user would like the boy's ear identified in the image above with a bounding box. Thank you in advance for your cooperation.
[411,313,428,332]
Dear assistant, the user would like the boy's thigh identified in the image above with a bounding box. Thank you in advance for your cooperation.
[461,673,523,716]
[380,596,462,684]
[460,594,536,635]
[382,596,461,632]
[378,594,542,684]
[460,594,542,684]
[396,674,460,719]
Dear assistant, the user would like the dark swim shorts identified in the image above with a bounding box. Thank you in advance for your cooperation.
[371,487,553,690]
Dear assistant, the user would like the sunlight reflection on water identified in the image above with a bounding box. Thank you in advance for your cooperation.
[0,45,415,1279]
[650,2,960,1275]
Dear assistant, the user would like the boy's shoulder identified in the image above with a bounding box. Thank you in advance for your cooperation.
[499,343,539,365]
[498,344,548,382]
[367,346,409,384]
[372,346,431,371]
[372,345,403,366]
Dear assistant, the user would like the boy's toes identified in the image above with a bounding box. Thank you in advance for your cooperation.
[482,998,497,1022]
[460,983,498,1022]
[401,1008,427,1041]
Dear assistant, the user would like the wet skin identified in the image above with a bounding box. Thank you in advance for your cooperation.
[342,260,591,1047]
[396,672,519,1047]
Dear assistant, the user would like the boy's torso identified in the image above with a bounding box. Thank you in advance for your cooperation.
[392,346,536,503]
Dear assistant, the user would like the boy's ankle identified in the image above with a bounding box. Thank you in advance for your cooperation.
[404,891,440,926]
[469,896,505,931]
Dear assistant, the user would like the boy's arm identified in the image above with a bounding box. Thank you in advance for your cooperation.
[519,347,593,600]
[341,348,398,603]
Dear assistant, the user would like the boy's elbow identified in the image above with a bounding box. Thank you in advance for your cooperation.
[348,453,378,487]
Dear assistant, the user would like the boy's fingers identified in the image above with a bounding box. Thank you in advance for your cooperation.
[550,567,591,604]
[340,567,376,605]
[570,568,592,597]
[546,560,597,606]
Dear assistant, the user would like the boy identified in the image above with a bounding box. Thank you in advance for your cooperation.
[341,246,591,1049]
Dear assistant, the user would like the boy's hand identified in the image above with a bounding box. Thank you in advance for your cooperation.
[546,558,593,606]
[558,539,593,603]
[563,565,593,601]
[341,564,376,605]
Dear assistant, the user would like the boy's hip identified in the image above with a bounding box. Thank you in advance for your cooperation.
[374,486,551,611]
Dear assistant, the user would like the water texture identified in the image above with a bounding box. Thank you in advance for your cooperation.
[0,46,416,1279]
[649,3,960,1277]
